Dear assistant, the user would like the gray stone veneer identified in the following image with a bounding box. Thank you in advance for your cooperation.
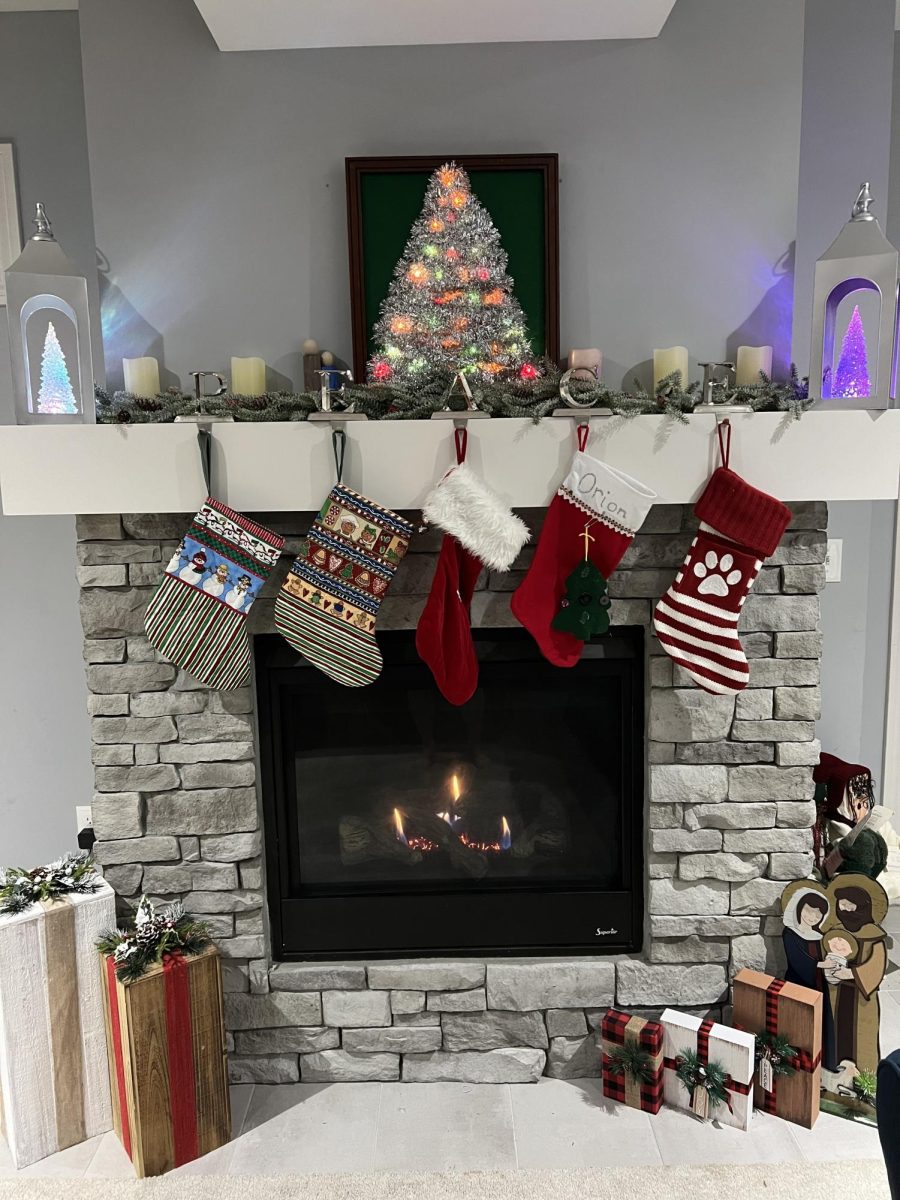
[76,501,826,1083]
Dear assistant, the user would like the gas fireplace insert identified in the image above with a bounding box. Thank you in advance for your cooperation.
[256,627,644,959]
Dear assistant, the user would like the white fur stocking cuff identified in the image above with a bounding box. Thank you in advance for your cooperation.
[422,463,530,572]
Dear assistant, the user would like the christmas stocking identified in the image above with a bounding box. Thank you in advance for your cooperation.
[144,498,285,689]
[274,484,414,687]
[416,440,530,704]
[653,426,791,694]
[510,432,657,667]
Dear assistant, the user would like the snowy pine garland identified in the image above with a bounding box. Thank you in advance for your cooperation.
[0,851,99,915]
[95,364,810,425]
[97,895,212,982]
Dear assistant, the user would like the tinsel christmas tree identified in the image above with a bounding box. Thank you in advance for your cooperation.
[831,304,871,399]
[36,321,77,414]
[368,163,538,385]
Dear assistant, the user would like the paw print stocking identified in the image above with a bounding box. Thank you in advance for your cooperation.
[653,423,791,694]
[275,484,413,687]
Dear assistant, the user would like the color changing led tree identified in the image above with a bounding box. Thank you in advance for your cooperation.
[368,163,537,384]
[35,321,77,414]
[831,304,871,399]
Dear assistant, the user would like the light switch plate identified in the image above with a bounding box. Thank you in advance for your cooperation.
[75,804,93,833]
[825,539,842,583]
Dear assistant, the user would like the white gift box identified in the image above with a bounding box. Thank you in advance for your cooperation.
[661,1007,755,1131]
[0,880,115,1167]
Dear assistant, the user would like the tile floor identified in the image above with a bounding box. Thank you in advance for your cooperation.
[0,909,896,1180]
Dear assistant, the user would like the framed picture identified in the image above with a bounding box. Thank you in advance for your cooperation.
[0,142,22,307]
[346,153,559,379]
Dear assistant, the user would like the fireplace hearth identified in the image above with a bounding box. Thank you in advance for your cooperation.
[256,627,645,958]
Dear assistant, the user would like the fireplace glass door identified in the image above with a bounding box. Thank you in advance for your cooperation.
[256,628,643,958]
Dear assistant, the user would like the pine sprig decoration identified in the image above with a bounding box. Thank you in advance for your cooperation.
[755,1032,798,1078]
[675,1048,731,1114]
[853,1071,877,1106]
[0,852,99,915]
[97,895,212,982]
[606,1041,655,1084]
[95,364,811,426]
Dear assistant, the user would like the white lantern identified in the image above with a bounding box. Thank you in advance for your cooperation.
[809,183,899,409]
[4,203,95,424]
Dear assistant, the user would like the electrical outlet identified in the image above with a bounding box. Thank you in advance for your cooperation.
[75,804,93,833]
[825,538,843,583]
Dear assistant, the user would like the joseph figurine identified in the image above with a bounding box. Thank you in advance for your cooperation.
[828,878,888,1073]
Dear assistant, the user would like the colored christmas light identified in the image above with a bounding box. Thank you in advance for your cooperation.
[367,161,537,383]
[36,321,77,414]
[831,303,871,398]
[371,359,392,381]
[519,362,540,381]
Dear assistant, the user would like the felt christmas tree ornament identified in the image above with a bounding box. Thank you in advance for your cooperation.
[510,424,657,668]
[144,431,285,690]
[416,427,530,704]
[653,421,791,694]
[275,430,414,687]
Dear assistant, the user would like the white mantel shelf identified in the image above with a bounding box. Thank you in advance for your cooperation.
[0,409,898,516]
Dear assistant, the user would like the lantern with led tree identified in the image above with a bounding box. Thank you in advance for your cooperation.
[4,203,95,424]
[368,162,538,385]
[809,183,899,408]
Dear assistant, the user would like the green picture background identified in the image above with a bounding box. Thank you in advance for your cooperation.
[359,168,548,359]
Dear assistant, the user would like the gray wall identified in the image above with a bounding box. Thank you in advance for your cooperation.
[0,11,95,863]
[78,0,805,390]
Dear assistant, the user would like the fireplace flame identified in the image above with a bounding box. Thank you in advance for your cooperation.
[393,807,408,847]
[500,816,511,851]
[450,773,462,803]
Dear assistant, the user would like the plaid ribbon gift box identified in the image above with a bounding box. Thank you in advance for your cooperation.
[732,968,822,1129]
[661,1008,755,1131]
[601,1008,664,1113]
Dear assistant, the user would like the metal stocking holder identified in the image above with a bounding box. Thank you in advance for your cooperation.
[174,371,234,424]
[430,372,490,427]
[553,367,612,419]
[309,368,367,422]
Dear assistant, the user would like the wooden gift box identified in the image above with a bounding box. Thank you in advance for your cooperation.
[601,1009,664,1113]
[661,1007,755,1131]
[0,881,115,1168]
[732,968,822,1129]
[100,945,231,1177]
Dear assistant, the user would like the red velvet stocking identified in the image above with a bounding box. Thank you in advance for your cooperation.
[415,534,483,706]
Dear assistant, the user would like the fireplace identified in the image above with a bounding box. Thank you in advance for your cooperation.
[256,626,645,959]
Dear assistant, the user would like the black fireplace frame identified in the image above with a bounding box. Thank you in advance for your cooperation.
[255,629,645,961]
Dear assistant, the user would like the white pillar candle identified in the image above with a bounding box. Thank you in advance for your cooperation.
[230,356,266,397]
[653,346,689,390]
[567,348,602,381]
[122,356,160,399]
[735,345,773,387]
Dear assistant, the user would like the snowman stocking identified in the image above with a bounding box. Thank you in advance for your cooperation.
[275,483,414,687]
[652,422,791,694]
[144,498,285,689]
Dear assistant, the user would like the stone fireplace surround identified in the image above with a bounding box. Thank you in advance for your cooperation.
[78,501,824,1084]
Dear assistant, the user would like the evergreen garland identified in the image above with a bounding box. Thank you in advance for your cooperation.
[94,364,811,426]
[754,1032,798,1078]
[97,895,212,982]
[606,1041,656,1084]
[0,852,99,916]
[675,1048,731,1114]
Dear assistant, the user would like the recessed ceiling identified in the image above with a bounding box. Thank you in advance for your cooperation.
[192,0,678,51]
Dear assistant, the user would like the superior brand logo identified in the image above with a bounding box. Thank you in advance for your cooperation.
[595,927,618,937]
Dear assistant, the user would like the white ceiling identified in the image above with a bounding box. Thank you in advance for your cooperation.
[192,0,678,52]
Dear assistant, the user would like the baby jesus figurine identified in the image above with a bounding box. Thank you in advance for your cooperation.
[818,931,859,985]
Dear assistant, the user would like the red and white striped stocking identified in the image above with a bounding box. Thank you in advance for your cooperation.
[652,423,791,694]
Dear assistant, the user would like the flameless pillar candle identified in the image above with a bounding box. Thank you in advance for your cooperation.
[735,345,773,387]
[567,348,602,381]
[653,346,689,391]
[230,356,266,397]
[122,356,160,399]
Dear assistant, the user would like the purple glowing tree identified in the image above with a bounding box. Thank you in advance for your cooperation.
[831,304,871,399]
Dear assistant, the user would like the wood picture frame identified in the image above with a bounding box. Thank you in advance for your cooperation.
[345,153,559,380]
[0,142,22,307]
